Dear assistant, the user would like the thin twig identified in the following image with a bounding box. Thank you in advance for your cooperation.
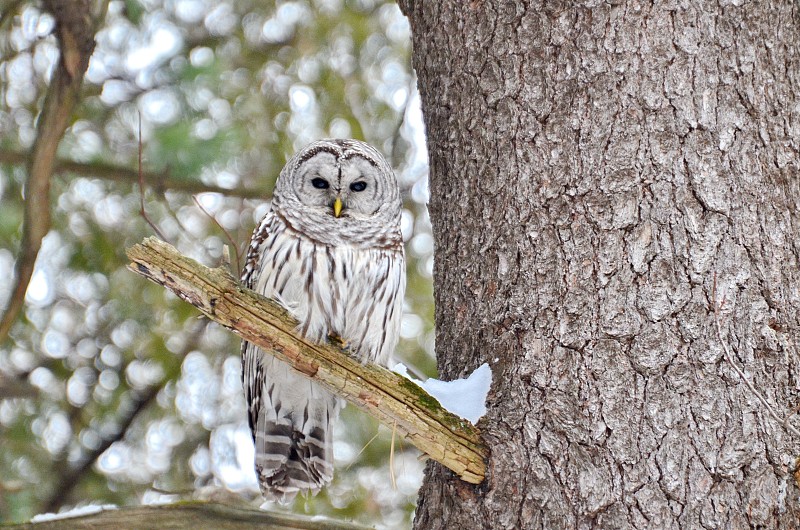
[390,421,397,490]
[137,113,168,241]
[396,427,406,481]
[192,195,242,273]
[344,429,383,472]
[712,271,800,437]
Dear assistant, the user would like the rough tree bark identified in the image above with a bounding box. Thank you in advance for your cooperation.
[399,1,800,528]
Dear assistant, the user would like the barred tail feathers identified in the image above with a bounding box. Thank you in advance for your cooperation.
[253,360,342,503]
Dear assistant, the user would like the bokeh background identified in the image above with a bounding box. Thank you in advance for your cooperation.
[0,1,434,528]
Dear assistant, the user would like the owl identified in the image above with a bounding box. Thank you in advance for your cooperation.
[240,139,406,503]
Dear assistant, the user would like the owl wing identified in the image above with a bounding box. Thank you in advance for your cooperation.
[342,245,406,366]
[241,208,340,503]
[241,207,405,503]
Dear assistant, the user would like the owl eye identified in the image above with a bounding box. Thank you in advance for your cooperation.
[311,177,329,189]
[350,181,367,192]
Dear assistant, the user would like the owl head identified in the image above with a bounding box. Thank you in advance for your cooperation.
[271,139,402,248]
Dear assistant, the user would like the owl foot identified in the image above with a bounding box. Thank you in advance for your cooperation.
[327,332,349,350]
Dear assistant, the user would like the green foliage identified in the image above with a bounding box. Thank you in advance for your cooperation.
[123,0,146,25]
[0,1,429,528]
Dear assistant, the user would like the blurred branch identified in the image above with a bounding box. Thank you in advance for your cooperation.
[41,387,159,514]
[0,1,23,37]
[10,501,373,530]
[126,237,488,484]
[0,1,97,344]
[41,321,207,514]
[0,150,269,199]
[0,376,39,399]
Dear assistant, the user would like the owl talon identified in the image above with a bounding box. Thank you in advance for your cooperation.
[328,332,349,350]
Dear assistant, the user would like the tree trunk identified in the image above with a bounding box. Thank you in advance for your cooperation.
[399,1,800,527]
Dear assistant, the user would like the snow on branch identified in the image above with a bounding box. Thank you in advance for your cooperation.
[126,237,488,484]
[17,501,372,529]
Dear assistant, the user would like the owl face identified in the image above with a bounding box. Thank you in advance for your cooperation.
[272,139,402,247]
[292,150,387,220]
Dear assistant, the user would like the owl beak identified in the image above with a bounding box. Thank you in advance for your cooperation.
[332,197,343,218]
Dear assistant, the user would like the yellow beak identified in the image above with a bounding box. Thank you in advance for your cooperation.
[333,197,343,218]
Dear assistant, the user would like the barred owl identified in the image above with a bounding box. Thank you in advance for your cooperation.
[240,139,405,502]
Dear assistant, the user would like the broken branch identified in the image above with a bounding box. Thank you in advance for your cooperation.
[126,237,487,484]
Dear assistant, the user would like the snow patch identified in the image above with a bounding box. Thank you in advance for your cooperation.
[393,363,492,424]
[31,504,117,522]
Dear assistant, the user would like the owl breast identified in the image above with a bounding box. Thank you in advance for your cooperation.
[246,208,404,366]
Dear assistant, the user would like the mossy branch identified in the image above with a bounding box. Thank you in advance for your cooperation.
[126,237,487,484]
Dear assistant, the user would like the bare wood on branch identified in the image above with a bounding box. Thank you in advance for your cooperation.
[126,237,488,484]
[0,1,97,343]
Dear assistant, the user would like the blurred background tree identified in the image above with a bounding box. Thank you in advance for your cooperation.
[0,1,433,528]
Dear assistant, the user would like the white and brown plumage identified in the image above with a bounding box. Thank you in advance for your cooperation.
[241,139,405,503]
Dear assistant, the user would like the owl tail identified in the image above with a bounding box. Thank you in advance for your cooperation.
[253,366,342,504]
